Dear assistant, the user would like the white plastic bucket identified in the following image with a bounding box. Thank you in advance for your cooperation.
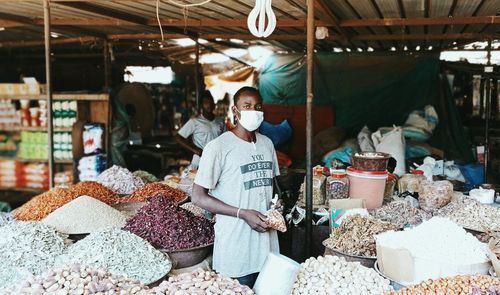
[347,167,388,209]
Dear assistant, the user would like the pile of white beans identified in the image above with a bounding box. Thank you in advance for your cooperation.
[291,255,392,295]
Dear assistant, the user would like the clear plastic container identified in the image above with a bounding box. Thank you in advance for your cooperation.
[398,171,426,193]
[326,170,349,199]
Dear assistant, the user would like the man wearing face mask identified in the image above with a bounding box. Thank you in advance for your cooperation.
[192,86,279,288]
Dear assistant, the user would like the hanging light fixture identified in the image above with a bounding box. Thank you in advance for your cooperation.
[247,0,276,38]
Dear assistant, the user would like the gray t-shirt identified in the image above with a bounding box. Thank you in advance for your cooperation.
[178,115,224,168]
[194,131,280,277]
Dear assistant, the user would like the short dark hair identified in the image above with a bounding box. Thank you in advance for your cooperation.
[202,90,213,102]
[233,86,261,105]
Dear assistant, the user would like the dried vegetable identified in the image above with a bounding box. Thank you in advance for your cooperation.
[56,228,172,284]
[323,215,397,257]
[14,182,119,221]
[2,264,150,294]
[150,269,254,295]
[437,194,500,232]
[388,275,500,295]
[133,170,159,183]
[97,165,145,195]
[292,255,392,295]
[121,182,186,203]
[0,221,70,289]
[371,199,431,228]
[124,196,214,251]
[42,196,126,234]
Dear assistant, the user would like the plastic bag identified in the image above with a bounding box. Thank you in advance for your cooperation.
[265,209,287,232]
[418,180,453,211]
[83,123,104,155]
[372,126,406,176]
[253,253,300,295]
[357,125,375,152]
[259,119,292,147]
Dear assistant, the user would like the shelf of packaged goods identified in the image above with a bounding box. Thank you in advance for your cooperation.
[0,186,45,193]
[0,126,72,132]
[0,157,73,164]
[0,94,108,101]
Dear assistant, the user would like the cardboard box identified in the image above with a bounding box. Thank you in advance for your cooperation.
[328,198,365,210]
[0,83,44,95]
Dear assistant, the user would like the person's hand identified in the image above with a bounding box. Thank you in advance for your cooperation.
[240,209,270,233]
[274,199,284,212]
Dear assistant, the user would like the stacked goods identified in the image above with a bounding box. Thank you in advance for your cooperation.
[54,171,73,187]
[124,196,214,251]
[437,194,500,232]
[150,269,254,295]
[122,183,186,203]
[133,170,159,183]
[0,160,23,188]
[376,217,490,285]
[14,182,119,221]
[388,275,500,295]
[1,264,149,294]
[56,228,172,284]
[323,215,397,257]
[370,199,432,228]
[0,222,70,289]
[0,133,18,157]
[23,163,49,189]
[78,154,106,182]
[19,131,48,160]
[97,165,145,195]
[53,131,72,160]
[53,100,77,128]
[291,255,392,295]
[42,196,127,234]
[0,100,18,127]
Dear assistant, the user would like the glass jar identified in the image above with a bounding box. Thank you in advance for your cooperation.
[326,170,349,199]
[398,170,426,193]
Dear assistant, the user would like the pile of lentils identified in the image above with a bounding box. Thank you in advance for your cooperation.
[121,182,186,203]
[56,228,172,284]
[124,196,214,251]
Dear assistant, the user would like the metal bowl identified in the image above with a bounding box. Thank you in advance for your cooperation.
[324,247,376,268]
[490,266,497,278]
[160,243,213,269]
[374,261,407,291]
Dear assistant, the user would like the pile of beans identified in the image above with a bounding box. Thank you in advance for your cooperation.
[14,182,119,221]
[149,269,254,295]
[389,275,500,295]
[121,183,186,203]
[292,255,392,295]
[2,264,149,294]
[323,215,398,257]
[124,196,214,251]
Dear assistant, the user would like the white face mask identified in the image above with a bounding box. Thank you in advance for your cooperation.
[235,109,264,132]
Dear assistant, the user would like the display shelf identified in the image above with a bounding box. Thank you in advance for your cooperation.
[0,186,45,194]
[0,93,109,101]
[0,156,73,164]
[0,126,72,132]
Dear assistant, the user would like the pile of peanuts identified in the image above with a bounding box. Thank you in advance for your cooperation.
[149,269,254,295]
[2,264,149,294]
[389,275,500,295]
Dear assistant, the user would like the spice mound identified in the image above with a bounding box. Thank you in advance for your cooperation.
[371,199,431,228]
[388,275,500,295]
[2,264,149,294]
[56,228,172,284]
[0,221,70,289]
[14,181,119,221]
[121,182,186,203]
[292,255,392,295]
[133,170,159,183]
[437,194,500,232]
[150,269,254,295]
[323,215,397,257]
[124,196,214,251]
[42,195,127,234]
[97,165,145,195]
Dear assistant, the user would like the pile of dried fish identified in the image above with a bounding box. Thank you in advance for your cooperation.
[371,199,431,228]
[323,215,397,257]
[2,264,150,294]
[437,194,500,232]
[0,221,70,289]
[56,228,172,284]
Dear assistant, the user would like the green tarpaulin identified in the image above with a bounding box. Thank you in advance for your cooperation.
[258,53,473,162]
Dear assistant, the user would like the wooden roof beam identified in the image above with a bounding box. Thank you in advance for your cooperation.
[342,16,500,27]
[314,0,349,44]
[0,36,99,48]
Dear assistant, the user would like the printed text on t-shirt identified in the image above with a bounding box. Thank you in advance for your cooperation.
[240,154,274,190]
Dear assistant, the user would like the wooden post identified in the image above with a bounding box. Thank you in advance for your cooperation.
[305,0,315,258]
[484,39,492,182]
[103,39,112,91]
[44,0,54,189]
[195,38,201,111]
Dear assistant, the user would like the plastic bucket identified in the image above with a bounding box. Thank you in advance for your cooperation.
[347,167,387,209]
